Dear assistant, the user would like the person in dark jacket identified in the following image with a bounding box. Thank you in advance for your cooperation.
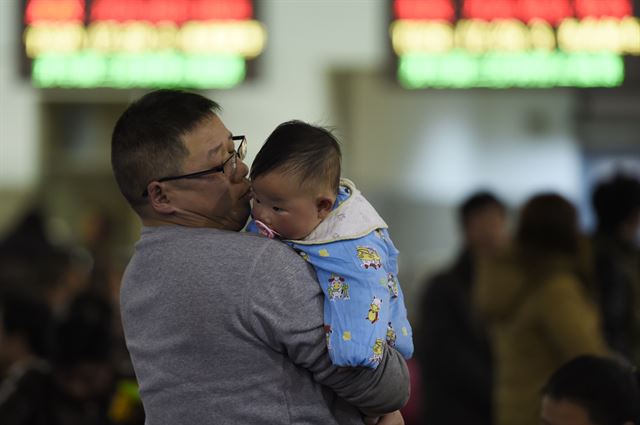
[591,173,640,365]
[418,191,508,425]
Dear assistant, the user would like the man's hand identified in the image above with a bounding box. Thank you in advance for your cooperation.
[364,411,404,425]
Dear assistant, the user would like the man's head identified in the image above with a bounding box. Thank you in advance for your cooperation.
[249,121,341,240]
[458,191,508,255]
[541,355,640,425]
[592,173,640,243]
[111,90,251,230]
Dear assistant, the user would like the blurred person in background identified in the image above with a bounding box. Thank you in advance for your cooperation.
[76,207,136,381]
[474,193,609,425]
[591,173,640,366]
[78,207,123,300]
[111,89,408,425]
[0,208,90,317]
[0,288,51,394]
[540,355,640,425]
[417,191,508,425]
[0,291,116,425]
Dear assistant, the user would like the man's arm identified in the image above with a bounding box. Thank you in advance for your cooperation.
[244,240,410,415]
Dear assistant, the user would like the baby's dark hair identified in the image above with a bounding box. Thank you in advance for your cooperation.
[250,120,342,194]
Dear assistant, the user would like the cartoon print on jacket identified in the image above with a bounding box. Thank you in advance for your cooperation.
[386,322,397,348]
[356,246,382,270]
[294,249,310,262]
[367,296,382,324]
[387,273,399,298]
[327,274,350,300]
[370,338,385,365]
[374,229,387,241]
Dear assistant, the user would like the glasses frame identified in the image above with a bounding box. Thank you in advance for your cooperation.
[142,135,246,197]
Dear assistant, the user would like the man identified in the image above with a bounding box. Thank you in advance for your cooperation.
[110,90,409,425]
[591,173,640,365]
[418,192,508,425]
[540,355,640,425]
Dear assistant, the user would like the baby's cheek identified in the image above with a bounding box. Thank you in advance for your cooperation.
[250,204,262,220]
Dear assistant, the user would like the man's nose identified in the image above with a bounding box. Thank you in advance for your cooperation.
[231,159,249,183]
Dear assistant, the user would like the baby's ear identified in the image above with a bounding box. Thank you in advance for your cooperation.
[316,196,335,220]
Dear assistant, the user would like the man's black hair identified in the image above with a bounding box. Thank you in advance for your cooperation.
[111,89,221,209]
[542,355,640,425]
[458,191,506,226]
[592,173,640,234]
[250,120,342,194]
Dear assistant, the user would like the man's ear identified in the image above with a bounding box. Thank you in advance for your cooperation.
[147,182,176,215]
[316,195,335,220]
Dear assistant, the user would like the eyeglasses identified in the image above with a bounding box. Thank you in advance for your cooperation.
[142,135,247,197]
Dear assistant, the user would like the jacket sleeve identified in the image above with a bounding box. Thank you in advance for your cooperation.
[243,240,410,415]
[536,273,609,360]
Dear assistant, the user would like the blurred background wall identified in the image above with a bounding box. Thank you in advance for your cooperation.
[1,0,639,316]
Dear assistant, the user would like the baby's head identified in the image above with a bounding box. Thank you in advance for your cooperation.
[250,121,341,240]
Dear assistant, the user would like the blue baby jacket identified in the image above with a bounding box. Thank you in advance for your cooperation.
[246,179,413,368]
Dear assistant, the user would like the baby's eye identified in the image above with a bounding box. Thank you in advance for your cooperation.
[272,206,283,212]
[254,197,261,204]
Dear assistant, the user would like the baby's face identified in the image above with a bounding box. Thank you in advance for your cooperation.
[539,396,595,425]
[251,171,323,240]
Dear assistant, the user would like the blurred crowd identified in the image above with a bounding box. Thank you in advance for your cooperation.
[1,171,639,425]
[0,209,143,425]
[412,171,640,425]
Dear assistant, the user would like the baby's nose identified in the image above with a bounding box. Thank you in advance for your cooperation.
[253,205,269,224]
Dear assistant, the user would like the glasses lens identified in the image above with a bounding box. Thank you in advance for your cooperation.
[237,137,247,160]
[223,153,237,174]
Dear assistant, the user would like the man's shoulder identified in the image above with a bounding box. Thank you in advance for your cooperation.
[146,226,296,253]
[136,226,310,276]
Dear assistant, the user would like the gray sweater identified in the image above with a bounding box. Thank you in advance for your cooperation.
[120,226,409,425]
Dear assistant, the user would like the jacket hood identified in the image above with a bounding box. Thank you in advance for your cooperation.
[290,178,387,245]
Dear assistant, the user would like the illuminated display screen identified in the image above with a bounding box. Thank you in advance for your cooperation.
[390,0,640,88]
[23,0,266,89]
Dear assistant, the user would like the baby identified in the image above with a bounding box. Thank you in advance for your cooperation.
[246,121,413,368]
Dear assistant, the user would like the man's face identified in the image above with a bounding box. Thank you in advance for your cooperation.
[167,113,251,230]
[540,397,595,425]
[464,204,508,255]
